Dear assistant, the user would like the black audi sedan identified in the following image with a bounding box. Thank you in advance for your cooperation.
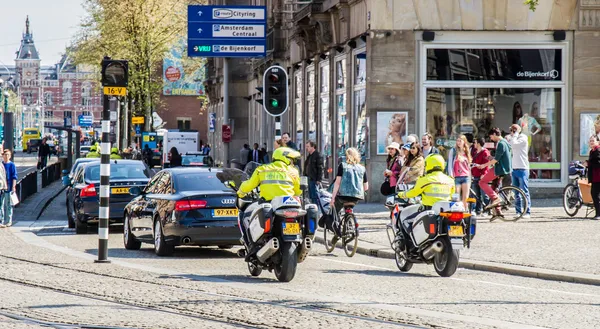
[123,167,241,256]
[65,160,153,234]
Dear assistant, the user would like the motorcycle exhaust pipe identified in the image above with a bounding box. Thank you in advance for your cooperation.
[181,237,192,245]
[256,238,280,263]
[422,241,444,260]
[297,237,312,264]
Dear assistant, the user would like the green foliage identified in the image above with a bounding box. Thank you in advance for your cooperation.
[524,0,539,12]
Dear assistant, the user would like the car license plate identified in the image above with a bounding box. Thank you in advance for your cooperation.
[448,225,464,237]
[213,208,238,217]
[111,187,130,194]
[282,222,300,235]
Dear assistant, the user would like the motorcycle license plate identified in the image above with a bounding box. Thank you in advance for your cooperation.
[448,225,464,237]
[282,222,300,235]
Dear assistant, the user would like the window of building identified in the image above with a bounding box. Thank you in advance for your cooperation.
[306,66,316,143]
[294,70,303,145]
[44,92,53,106]
[336,57,348,162]
[320,62,332,179]
[23,91,33,105]
[422,45,566,183]
[336,59,346,90]
[63,81,72,106]
[81,82,92,106]
[177,117,191,130]
[353,50,367,159]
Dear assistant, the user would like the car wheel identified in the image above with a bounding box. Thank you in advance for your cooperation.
[123,213,141,250]
[154,220,174,256]
[75,214,88,234]
[67,199,75,229]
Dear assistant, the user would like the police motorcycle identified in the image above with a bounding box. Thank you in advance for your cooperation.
[217,162,318,282]
[386,194,476,277]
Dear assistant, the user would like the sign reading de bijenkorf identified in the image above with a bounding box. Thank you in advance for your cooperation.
[187,5,266,58]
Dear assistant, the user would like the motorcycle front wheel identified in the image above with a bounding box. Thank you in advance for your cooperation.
[274,242,298,282]
[433,237,460,277]
[395,250,413,272]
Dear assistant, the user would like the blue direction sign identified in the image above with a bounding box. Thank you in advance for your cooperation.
[187,5,266,58]
[78,115,93,127]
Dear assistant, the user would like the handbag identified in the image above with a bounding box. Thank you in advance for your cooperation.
[10,191,19,206]
[380,180,393,196]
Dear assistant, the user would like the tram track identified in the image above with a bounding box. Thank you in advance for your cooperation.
[0,253,429,329]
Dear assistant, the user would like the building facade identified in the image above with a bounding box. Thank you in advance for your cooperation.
[206,0,599,200]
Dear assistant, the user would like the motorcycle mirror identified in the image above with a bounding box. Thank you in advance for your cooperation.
[300,176,308,188]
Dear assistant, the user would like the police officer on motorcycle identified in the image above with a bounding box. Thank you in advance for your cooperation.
[396,154,455,208]
[237,147,302,245]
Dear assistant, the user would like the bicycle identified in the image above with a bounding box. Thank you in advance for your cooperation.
[468,175,529,222]
[323,202,359,257]
[563,161,593,217]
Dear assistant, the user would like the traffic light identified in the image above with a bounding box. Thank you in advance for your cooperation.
[262,65,288,116]
[101,57,128,87]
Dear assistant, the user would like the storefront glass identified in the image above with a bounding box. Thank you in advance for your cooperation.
[295,71,303,145]
[320,64,332,180]
[337,94,348,160]
[354,89,368,158]
[426,87,562,181]
[336,59,346,89]
[307,68,316,142]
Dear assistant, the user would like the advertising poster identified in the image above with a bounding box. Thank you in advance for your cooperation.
[580,113,600,156]
[163,41,206,96]
[209,113,216,133]
[376,112,408,155]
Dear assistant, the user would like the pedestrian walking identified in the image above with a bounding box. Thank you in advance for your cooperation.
[476,128,512,218]
[282,132,298,151]
[1,149,17,228]
[304,141,323,203]
[0,147,7,228]
[448,135,472,208]
[400,142,424,184]
[38,137,51,169]
[587,135,600,220]
[142,144,153,167]
[471,137,491,215]
[240,144,251,167]
[381,142,402,196]
[506,124,531,218]
[169,147,182,168]
[251,143,261,163]
[421,133,439,157]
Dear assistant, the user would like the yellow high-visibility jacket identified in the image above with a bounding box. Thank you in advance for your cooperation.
[238,161,301,201]
[397,171,455,206]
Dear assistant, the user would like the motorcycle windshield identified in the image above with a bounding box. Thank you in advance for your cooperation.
[244,162,260,177]
[217,168,249,190]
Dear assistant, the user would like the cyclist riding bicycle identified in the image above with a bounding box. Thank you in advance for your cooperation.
[475,127,513,218]
[396,154,455,209]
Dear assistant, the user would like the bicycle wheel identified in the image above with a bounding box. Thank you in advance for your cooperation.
[323,226,336,253]
[562,183,581,217]
[497,186,529,222]
[341,214,359,257]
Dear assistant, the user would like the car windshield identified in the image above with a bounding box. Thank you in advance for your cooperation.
[85,162,150,181]
[182,155,207,166]
[175,172,230,192]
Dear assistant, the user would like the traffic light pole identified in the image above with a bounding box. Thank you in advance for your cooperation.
[95,93,111,264]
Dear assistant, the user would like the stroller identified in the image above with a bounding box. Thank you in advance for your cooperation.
[316,185,341,234]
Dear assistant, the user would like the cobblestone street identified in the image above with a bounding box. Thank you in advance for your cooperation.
[0,191,598,328]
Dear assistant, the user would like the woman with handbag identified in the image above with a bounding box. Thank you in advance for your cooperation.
[381,142,402,196]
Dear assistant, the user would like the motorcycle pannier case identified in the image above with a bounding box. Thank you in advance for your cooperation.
[410,211,437,245]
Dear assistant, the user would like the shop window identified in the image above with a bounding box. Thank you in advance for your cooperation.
[354,89,368,159]
[336,94,348,160]
[425,87,561,181]
[295,71,303,145]
[320,65,329,93]
[320,96,331,179]
[426,48,562,81]
[336,59,346,90]
[307,68,316,142]
[354,52,366,85]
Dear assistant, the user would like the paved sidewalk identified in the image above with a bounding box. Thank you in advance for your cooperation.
[14,180,65,222]
[318,203,600,285]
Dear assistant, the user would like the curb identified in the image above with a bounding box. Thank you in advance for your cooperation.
[314,232,600,286]
[35,185,67,221]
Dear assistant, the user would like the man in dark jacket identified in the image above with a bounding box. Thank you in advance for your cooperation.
[304,141,323,203]
[38,138,51,169]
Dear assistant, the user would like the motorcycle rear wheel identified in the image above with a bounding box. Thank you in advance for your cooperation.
[395,251,413,272]
[274,242,298,282]
[433,237,460,277]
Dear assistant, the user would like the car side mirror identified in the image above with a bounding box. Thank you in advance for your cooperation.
[130,186,143,196]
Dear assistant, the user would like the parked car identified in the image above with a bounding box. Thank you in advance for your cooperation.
[123,167,241,256]
[181,152,214,167]
[67,158,98,180]
[27,139,41,154]
[65,160,153,234]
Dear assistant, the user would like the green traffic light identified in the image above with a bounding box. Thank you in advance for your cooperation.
[270,99,279,107]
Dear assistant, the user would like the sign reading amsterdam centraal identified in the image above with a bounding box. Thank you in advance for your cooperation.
[187,5,266,58]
